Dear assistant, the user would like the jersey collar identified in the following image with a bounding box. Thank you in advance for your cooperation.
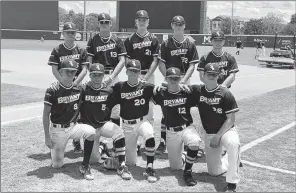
[63,43,77,50]
[136,31,149,39]
[59,82,73,89]
[127,81,139,87]
[172,36,187,44]
[205,85,220,92]
[211,50,225,57]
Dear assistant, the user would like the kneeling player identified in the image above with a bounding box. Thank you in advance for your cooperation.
[79,63,131,180]
[109,59,157,183]
[193,63,241,192]
[152,67,201,186]
[43,59,96,180]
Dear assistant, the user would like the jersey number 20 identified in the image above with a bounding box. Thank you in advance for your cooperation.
[135,98,145,106]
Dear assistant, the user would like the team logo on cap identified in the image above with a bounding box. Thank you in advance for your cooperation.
[171,68,176,74]
[132,60,136,66]
[210,64,214,71]
[69,60,74,67]
[68,23,72,29]
[216,31,220,36]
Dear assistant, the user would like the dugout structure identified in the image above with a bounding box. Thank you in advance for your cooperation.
[117,1,207,34]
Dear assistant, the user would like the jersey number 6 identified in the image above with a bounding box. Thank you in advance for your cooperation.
[135,98,145,106]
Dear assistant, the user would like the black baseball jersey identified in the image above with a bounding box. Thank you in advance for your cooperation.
[86,34,126,69]
[109,81,154,120]
[257,41,264,48]
[197,51,239,85]
[48,43,88,76]
[44,82,82,124]
[196,85,239,134]
[152,88,194,127]
[79,82,113,128]
[236,41,242,48]
[124,32,160,70]
[159,37,199,74]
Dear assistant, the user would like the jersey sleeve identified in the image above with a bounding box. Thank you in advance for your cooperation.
[158,41,167,63]
[228,55,239,74]
[44,87,55,106]
[151,89,162,105]
[80,48,89,66]
[116,38,127,57]
[151,35,160,57]
[107,82,121,108]
[187,84,201,107]
[196,55,206,71]
[223,90,239,114]
[187,43,199,64]
[86,37,94,57]
[48,48,60,66]
[124,36,133,58]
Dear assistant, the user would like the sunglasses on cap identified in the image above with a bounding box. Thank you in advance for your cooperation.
[172,22,184,27]
[99,20,111,25]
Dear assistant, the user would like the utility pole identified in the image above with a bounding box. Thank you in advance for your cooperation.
[83,1,86,32]
[231,1,234,35]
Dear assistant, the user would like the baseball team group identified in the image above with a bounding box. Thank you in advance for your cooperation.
[43,9,241,192]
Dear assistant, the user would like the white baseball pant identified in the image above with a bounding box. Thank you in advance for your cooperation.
[204,126,241,184]
[50,123,96,168]
[166,124,201,170]
[122,118,155,166]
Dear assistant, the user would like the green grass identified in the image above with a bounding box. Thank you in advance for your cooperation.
[1,86,295,192]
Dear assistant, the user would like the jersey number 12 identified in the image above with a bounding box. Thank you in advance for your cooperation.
[178,107,186,114]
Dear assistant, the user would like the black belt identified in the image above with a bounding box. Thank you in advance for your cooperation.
[166,123,190,132]
[141,70,148,75]
[52,122,76,128]
[104,69,114,75]
[122,117,143,125]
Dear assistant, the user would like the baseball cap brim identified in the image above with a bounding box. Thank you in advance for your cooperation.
[166,74,181,77]
[63,29,77,32]
[205,71,219,74]
[61,68,77,71]
[127,67,140,70]
[90,71,104,74]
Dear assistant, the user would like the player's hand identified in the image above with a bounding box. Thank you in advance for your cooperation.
[179,84,191,93]
[156,81,168,92]
[139,78,147,83]
[210,136,220,148]
[102,77,113,88]
[45,136,53,149]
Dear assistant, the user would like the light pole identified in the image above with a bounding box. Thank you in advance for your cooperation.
[83,1,86,32]
[231,1,234,35]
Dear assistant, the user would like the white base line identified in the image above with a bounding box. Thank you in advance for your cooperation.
[241,121,296,152]
[1,116,41,126]
[241,160,296,175]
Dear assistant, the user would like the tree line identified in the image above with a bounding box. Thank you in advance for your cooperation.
[60,7,296,35]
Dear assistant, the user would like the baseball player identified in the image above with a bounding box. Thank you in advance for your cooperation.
[191,63,241,192]
[48,22,88,154]
[255,38,265,59]
[157,15,199,154]
[43,59,96,180]
[79,63,131,180]
[235,38,242,55]
[124,10,160,155]
[197,31,239,89]
[152,67,201,186]
[86,13,126,127]
[109,59,157,183]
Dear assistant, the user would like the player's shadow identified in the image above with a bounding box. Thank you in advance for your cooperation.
[26,161,85,180]
[27,150,83,161]
[155,152,207,164]
[194,172,228,192]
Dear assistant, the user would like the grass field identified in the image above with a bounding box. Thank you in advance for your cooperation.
[1,39,296,192]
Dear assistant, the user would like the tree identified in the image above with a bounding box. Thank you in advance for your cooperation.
[262,12,285,35]
[281,23,296,35]
[220,17,241,35]
[290,13,296,24]
[244,19,266,35]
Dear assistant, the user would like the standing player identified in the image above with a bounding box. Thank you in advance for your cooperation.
[192,63,241,192]
[43,59,96,180]
[152,67,202,186]
[124,10,160,154]
[197,31,239,89]
[235,38,242,55]
[86,13,126,127]
[79,63,131,180]
[48,22,88,154]
[109,59,157,183]
[157,15,199,154]
[255,38,265,59]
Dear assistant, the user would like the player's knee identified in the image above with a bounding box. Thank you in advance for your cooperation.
[145,137,155,148]
[86,134,95,141]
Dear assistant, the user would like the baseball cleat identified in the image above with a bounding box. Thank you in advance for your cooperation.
[143,167,157,183]
[73,140,83,153]
[79,165,94,180]
[183,169,197,186]
[155,142,166,154]
[117,165,132,180]
[225,183,237,192]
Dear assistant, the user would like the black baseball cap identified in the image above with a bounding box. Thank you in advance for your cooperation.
[126,59,141,70]
[98,13,112,21]
[171,16,185,24]
[211,31,225,40]
[204,63,220,74]
[63,22,77,32]
[135,10,149,19]
[60,59,78,70]
[89,63,104,74]
[166,67,181,77]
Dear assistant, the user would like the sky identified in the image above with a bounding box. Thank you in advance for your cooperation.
[59,1,296,23]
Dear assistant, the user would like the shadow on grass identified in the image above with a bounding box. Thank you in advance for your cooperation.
[26,161,84,180]
[27,150,83,161]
